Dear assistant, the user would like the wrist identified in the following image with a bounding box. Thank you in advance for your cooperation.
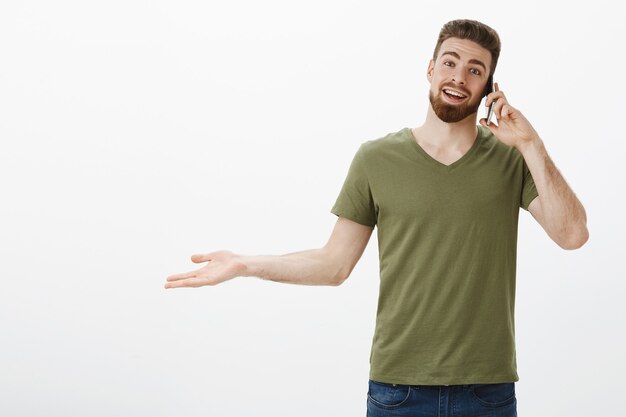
[517,134,543,155]
[237,254,256,277]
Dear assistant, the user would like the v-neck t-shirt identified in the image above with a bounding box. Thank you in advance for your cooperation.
[330,125,539,385]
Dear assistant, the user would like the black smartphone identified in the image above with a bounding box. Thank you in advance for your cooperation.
[484,75,495,125]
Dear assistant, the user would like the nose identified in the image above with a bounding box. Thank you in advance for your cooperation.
[452,70,466,85]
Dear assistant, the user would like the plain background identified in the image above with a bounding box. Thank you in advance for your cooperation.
[1,1,624,416]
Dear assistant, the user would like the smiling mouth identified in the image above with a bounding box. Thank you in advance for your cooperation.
[442,89,468,103]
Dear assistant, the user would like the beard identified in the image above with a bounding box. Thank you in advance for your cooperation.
[429,87,482,123]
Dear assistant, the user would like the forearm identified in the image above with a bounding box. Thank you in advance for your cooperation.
[239,247,345,286]
[518,136,588,245]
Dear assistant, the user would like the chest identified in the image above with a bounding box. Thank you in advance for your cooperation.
[370,159,522,224]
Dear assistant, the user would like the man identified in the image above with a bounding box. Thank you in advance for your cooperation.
[164,19,588,417]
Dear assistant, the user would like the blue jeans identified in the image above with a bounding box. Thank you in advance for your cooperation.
[367,379,517,417]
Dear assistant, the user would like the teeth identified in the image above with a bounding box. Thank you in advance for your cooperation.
[444,89,466,98]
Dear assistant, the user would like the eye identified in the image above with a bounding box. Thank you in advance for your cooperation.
[470,68,481,75]
[443,61,453,67]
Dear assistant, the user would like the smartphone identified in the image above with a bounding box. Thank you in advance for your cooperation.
[484,75,495,125]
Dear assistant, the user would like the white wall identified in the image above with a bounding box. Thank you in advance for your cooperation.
[1,1,623,416]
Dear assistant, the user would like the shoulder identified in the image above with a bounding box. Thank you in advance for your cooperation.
[358,127,410,159]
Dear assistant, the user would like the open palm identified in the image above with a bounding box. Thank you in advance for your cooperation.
[164,250,246,289]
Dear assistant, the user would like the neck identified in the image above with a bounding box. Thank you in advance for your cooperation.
[414,105,479,150]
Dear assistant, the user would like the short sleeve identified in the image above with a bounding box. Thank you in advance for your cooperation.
[520,158,539,211]
[330,144,377,227]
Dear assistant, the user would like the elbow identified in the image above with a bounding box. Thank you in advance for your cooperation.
[559,227,589,250]
[327,251,354,286]
[333,271,349,286]
[333,266,353,286]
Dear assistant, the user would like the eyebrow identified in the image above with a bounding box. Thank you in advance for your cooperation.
[440,51,487,72]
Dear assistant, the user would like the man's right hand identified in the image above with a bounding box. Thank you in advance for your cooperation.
[164,217,374,288]
[164,250,246,289]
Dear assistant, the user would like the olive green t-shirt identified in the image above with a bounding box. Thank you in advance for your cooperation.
[330,125,539,385]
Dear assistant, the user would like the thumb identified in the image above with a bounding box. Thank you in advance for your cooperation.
[479,117,497,132]
[191,253,213,263]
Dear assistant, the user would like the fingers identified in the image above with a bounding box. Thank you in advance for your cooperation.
[166,271,198,282]
[164,252,214,289]
[485,82,506,108]
[493,97,507,120]
[494,102,515,121]
[191,250,228,263]
[487,91,509,120]
[480,105,515,133]
[165,250,234,289]
[479,117,497,129]
[486,92,506,108]
[501,103,512,118]
[164,276,208,289]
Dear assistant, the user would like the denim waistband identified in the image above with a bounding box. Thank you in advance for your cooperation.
[386,383,512,391]
[407,384,472,390]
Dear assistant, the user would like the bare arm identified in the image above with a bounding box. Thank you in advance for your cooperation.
[240,247,345,286]
[480,82,589,250]
[520,137,589,249]
[164,217,374,289]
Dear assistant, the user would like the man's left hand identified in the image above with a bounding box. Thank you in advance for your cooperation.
[479,82,539,150]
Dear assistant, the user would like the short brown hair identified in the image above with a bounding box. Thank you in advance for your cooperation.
[432,19,501,79]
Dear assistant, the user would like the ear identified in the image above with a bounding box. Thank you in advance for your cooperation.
[427,59,434,83]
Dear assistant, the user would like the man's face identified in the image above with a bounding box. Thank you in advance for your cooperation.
[427,38,492,123]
